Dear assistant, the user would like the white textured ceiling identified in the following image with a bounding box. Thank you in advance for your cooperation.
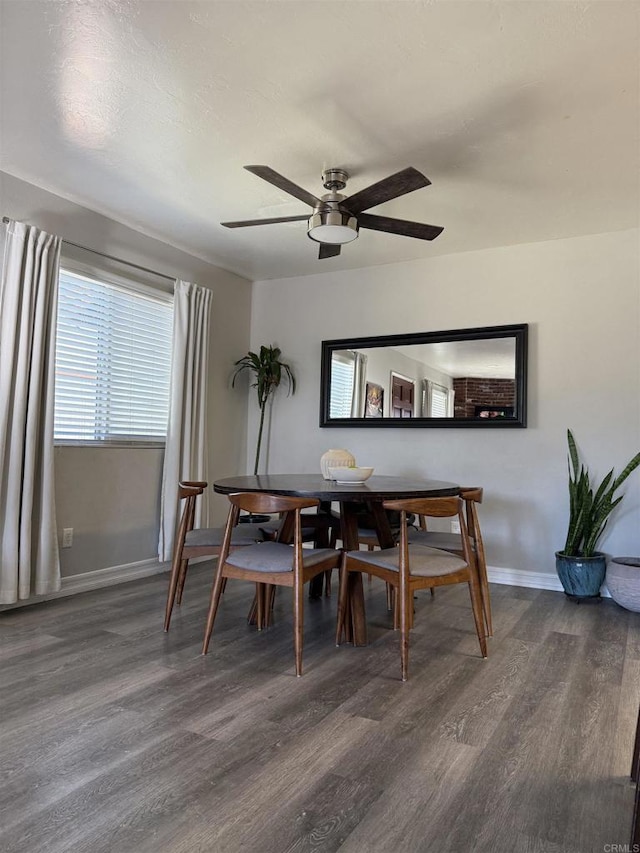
[1,0,638,281]
[395,338,516,379]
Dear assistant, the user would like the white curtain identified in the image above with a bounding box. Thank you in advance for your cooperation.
[158,280,213,561]
[0,221,62,603]
[351,351,368,417]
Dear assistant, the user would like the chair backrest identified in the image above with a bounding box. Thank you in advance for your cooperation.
[179,480,208,496]
[417,487,483,534]
[383,495,474,567]
[460,487,482,536]
[384,496,462,518]
[226,492,319,515]
[459,488,486,568]
[460,487,482,503]
[223,492,320,555]
[176,480,208,539]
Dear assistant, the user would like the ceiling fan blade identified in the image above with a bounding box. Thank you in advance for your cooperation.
[244,166,322,208]
[342,167,431,214]
[221,215,309,228]
[358,213,444,241]
[318,243,341,259]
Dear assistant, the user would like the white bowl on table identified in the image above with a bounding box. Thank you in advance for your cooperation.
[328,466,374,483]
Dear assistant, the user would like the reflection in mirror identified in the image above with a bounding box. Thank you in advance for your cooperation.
[320,325,527,428]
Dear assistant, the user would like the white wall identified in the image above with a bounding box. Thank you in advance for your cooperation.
[250,229,640,576]
[1,171,253,577]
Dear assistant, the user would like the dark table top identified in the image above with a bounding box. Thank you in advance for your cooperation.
[213,473,460,501]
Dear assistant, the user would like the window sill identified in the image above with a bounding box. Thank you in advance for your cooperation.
[54,440,166,449]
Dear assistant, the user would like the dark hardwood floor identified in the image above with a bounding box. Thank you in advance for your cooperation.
[0,564,637,852]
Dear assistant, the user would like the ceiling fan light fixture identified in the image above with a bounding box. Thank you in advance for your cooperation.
[224,165,442,256]
[307,210,358,245]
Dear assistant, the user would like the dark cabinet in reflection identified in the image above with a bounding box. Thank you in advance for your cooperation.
[391,375,414,418]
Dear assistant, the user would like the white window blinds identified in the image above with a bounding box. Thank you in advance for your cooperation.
[329,352,356,418]
[424,380,454,418]
[54,267,173,443]
[430,385,449,418]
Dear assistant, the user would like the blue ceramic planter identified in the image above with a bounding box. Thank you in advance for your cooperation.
[555,551,606,599]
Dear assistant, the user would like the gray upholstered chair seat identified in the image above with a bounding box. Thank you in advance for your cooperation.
[407,530,464,551]
[356,527,379,539]
[256,518,280,535]
[259,518,333,542]
[357,525,402,547]
[346,544,467,577]
[185,523,265,548]
[225,540,339,573]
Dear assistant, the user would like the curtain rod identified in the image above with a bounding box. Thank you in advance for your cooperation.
[2,216,175,283]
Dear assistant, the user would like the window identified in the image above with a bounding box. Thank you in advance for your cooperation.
[54,266,173,444]
[329,352,356,418]
[424,380,454,418]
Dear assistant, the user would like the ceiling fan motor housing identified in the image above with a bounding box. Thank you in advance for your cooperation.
[321,168,349,191]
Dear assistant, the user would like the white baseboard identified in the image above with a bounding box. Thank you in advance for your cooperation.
[0,558,170,610]
[0,560,609,611]
[62,557,170,595]
[487,565,564,591]
[487,564,611,597]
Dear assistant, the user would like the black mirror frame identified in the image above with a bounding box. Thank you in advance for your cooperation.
[320,323,528,428]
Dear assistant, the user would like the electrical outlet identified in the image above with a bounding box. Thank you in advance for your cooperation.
[451,518,461,534]
[62,528,73,548]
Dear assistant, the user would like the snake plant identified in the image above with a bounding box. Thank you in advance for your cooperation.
[562,429,640,557]
[232,345,295,475]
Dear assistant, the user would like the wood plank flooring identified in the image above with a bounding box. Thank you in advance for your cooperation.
[0,565,638,853]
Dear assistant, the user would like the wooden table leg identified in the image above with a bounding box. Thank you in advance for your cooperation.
[339,501,370,646]
[368,501,396,549]
[348,572,368,646]
[308,574,324,599]
[307,508,333,599]
[276,510,295,544]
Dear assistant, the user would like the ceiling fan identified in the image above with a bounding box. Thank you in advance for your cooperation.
[221,166,444,259]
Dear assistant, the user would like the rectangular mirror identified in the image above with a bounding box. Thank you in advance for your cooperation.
[320,324,528,428]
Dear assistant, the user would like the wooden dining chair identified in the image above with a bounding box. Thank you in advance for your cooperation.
[336,495,488,681]
[354,507,418,609]
[408,487,492,636]
[202,492,342,676]
[163,481,266,632]
[260,509,341,596]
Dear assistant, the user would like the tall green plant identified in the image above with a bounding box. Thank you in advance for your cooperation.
[232,345,295,475]
[562,429,640,557]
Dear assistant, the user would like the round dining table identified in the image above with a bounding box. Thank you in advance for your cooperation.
[214,473,459,547]
[214,473,460,645]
